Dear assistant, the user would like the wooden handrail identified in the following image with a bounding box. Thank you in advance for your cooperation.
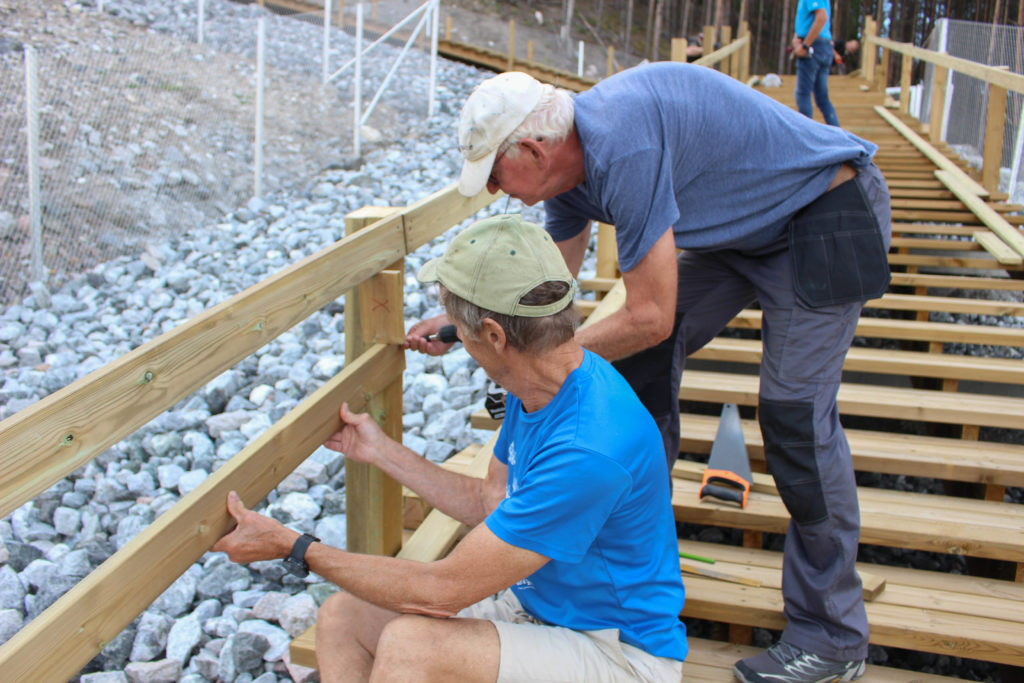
[867,34,1024,95]
[0,183,497,680]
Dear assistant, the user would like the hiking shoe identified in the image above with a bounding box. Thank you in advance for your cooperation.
[733,641,866,683]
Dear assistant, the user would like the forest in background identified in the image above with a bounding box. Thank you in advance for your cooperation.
[467,0,1024,76]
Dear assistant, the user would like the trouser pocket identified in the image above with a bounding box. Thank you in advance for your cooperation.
[789,176,889,307]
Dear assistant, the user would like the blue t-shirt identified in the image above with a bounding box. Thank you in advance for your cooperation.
[544,62,876,271]
[795,0,832,42]
[486,350,688,661]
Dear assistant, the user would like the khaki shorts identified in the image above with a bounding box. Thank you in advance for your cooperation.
[456,589,684,683]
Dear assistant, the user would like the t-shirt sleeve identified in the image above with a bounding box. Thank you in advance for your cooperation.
[485,447,631,563]
[595,148,681,272]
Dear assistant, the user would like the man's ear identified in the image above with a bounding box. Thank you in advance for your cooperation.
[480,318,507,353]
[519,138,549,170]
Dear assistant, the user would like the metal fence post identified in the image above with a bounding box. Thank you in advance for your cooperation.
[322,0,332,86]
[254,17,265,199]
[428,0,438,117]
[354,3,363,157]
[198,0,205,45]
[24,45,44,285]
[578,40,584,77]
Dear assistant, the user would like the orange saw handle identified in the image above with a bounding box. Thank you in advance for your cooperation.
[699,468,750,508]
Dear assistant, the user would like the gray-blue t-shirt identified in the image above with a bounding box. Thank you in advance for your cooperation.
[543,62,877,271]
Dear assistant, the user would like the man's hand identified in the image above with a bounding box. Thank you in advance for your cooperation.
[212,491,298,564]
[404,314,456,355]
[323,402,392,467]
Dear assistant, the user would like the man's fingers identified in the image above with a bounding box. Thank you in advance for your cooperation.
[225,490,247,520]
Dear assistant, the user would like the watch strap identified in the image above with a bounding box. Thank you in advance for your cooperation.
[285,532,320,576]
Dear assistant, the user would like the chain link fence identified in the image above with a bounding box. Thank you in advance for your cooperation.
[0,0,440,307]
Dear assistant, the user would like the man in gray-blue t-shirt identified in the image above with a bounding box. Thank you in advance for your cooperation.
[409,63,891,683]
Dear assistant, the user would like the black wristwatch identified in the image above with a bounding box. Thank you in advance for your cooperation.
[283,533,320,577]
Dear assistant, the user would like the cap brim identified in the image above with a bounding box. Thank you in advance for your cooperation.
[416,257,441,284]
[458,147,498,197]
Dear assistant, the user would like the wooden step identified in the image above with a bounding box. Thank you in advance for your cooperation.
[676,539,1024,667]
[692,336,1024,385]
[676,412,1024,488]
[670,461,1024,562]
[677,369,1024,430]
[727,309,1024,348]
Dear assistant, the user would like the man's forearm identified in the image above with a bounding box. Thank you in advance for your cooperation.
[575,305,670,362]
[369,438,491,526]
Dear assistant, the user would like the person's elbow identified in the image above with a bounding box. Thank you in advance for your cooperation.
[632,303,675,347]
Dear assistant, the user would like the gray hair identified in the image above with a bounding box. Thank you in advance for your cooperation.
[499,85,575,160]
[442,281,579,354]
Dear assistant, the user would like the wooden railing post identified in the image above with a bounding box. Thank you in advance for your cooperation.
[863,16,877,84]
[672,37,687,63]
[345,206,405,557]
[739,21,750,83]
[930,65,948,144]
[507,19,516,70]
[703,24,714,59]
[900,53,913,115]
[982,84,1008,194]
[721,25,733,76]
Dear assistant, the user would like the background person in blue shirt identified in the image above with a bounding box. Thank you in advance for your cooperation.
[214,214,688,682]
[409,65,893,682]
[792,0,840,125]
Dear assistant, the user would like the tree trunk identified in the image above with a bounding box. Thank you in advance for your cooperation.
[681,0,693,38]
[646,0,656,59]
[779,0,792,73]
[714,0,724,45]
[563,0,577,52]
[652,0,666,59]
[625,0,635,58]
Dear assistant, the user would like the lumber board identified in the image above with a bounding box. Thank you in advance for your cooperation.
[937,169,1024,258]
[974,230,1024,265]
[873,106,990,197]
[678,369,1024,429]
[0,219,402,519]
[676,412,1024,487]
[888,271,1024,291]
[728,309,1024,347]
[401,182,498,252]
[0,344,404,683]
[691,336,1024,385]
[671,462,1024,562]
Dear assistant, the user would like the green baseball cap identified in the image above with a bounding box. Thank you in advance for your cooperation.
[417,214,577,317]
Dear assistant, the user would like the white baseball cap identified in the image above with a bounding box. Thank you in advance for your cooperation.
[457,72,544,197]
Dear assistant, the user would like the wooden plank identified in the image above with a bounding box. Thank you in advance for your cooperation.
[671,463,1024,562]
[677,412,1024,487]
[678,369,1024,429]
[0,344,403,683]
[0,218,405,519]
[872,35,1024,95]
[974,230,1024,265]
[937,169,1024,258]
[874,105,989,197]
[728,309,1024,347]
[401,182,498,252]
[691,336,1024,385]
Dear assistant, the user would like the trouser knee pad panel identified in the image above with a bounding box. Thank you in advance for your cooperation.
[759,398,829,525]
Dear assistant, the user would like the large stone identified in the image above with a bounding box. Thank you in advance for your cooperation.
[124,658,182,683]
[278,592,316,638]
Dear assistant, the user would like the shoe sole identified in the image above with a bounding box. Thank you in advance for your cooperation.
[732,659,866,683]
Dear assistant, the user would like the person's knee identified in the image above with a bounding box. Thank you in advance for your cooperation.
[374,615,429,673]
[318,590,356,629]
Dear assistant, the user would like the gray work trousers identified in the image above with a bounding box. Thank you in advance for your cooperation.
[613,163,891,660]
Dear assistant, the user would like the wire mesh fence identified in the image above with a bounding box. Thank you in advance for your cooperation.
[0,0,440,307]
[916,18,1024,200]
